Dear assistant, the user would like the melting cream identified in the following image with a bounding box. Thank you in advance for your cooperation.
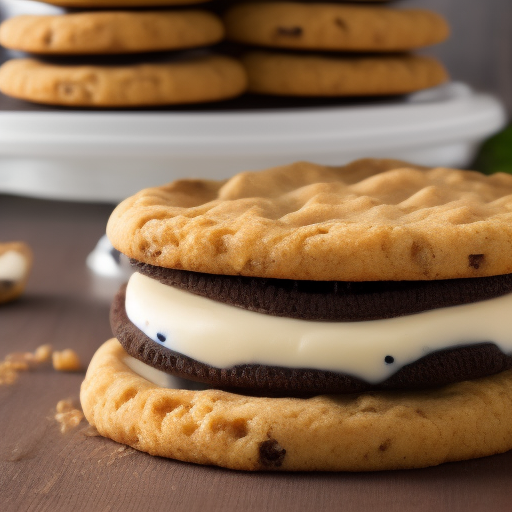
[124,355,207,390]
[125,272,512,384]
[0,250,27,281]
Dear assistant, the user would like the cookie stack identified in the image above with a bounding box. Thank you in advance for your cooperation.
[223,1,450,96]
[0,0,247,107]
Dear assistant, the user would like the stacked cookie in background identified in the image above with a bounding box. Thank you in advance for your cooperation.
[223,1,450,97]
[0,0,247,107]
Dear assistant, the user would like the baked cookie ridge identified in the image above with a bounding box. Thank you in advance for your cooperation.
[106,160,512,281]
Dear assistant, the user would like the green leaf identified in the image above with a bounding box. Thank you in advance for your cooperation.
[473,124,512,175]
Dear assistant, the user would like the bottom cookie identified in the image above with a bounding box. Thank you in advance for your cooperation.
[242,52,448,96]
[0,56,247,107]
[81,339,512,471]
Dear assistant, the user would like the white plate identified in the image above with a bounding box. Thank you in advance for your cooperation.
[0,82,506,203]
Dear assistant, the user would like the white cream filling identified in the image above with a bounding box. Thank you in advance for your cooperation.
[125,272,512,384]
[123,355,207,390]
[0,250,27,281]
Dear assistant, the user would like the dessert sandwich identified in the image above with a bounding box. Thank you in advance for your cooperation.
[81,159,512,470]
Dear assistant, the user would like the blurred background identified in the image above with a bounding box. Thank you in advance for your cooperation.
[0,0,510,203]
[404,0,511,115]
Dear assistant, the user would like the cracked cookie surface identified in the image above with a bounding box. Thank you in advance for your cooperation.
[107,159,512,281]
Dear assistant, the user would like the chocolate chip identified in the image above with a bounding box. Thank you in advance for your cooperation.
[335,17,348,30]
[384,355,394,365]
[156,333,166,342]
[379,439,392,452]
[259,439,286,468]
[276,26,303,37]
[469,254,485,269]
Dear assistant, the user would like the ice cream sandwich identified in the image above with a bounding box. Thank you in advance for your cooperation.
[81,159,512,470]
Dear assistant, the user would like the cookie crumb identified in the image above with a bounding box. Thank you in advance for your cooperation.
[0,345,81,385]
[0,345,52,384]
[52,349,81,372]
[34,344,53,363]
[55,399,84,433]
[0,361,19,385]
[4,352,34,371]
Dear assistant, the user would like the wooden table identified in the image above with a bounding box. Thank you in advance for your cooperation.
[1,194,512,512]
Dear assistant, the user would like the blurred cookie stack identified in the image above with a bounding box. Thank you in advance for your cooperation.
[223,0,450,97]
[0,0,247,107]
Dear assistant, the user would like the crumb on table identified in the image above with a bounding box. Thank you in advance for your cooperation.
[0,361,19,385]
[34,344,52,363]
[0,344,54,384]
[52,349,82,372]
[55,399,84,433]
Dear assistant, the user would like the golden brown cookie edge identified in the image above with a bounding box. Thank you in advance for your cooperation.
[80,339,512,471]
[0,11,224,55]
[0,57,247,107]
[242,52,449,96]
[106,159,512,281]
[224,3,449,52]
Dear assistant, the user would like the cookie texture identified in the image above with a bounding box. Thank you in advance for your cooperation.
[0,242,32,304]
[224,3,449,52]
[0,11,224,55]
[107,159,512,281]
[111,284,512,394]
[132,261,512,320]
[80,339,512,471]
[0,57,247,107]
[241,52,448,96]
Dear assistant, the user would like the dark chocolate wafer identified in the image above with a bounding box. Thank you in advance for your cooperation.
[111,285,512,395]
[132,260,512,321]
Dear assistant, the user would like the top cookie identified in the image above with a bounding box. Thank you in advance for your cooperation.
[224,2,449,52]
[107,159,512,281]
[0,11,224,55]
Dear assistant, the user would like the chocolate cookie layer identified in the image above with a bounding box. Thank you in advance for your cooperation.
[112,285,512,395]
[132,261,512,321]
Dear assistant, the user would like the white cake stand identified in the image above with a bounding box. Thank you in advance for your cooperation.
[0,82,506,203]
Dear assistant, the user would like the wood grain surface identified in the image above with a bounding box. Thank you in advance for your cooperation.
[1,194,512,512]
